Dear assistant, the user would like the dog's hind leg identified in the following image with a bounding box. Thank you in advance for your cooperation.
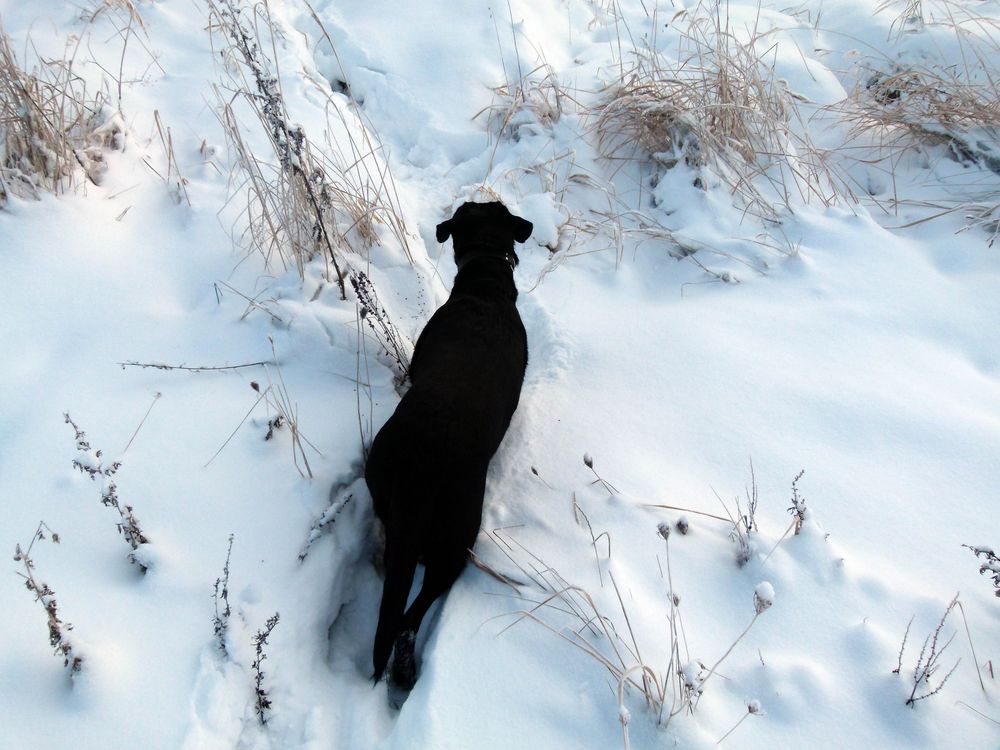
[389,545,468,689]
[372,525,419,683]
[389,465,488,689]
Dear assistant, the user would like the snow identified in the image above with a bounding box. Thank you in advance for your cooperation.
[2,0,1000,748]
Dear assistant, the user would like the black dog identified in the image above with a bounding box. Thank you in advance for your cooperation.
[364,201,532,688]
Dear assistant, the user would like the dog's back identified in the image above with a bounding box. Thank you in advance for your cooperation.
[365,201,532,688]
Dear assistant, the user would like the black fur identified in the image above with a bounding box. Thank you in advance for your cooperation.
[365,201,532,688]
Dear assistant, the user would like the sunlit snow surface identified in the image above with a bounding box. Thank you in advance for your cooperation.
[2,0,999,748]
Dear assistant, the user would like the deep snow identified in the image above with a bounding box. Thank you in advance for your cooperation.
[2,0,999,748]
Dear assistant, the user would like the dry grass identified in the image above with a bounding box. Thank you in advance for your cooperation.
[837,63,1000,160]
[829,0,1000,238]
[200,342,322,479]
[481,63,566,136]
[143,110,190,206]
[84,0,146,30]
[592,0,851,223]
[0,25,110,204]
[209,0,411,296]
[258,338,322,480]
[489,522,772,748]
[477,62,571,176]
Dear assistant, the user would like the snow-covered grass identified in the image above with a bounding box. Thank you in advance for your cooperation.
[2,0,1000,748]
[593,0,852,226]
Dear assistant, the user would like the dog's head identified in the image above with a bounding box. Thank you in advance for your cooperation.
[436,202,533,267]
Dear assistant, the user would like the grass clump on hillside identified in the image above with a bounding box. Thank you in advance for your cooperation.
[0,25,113,204]
[834,0,1000,241]
[593,0,849,223]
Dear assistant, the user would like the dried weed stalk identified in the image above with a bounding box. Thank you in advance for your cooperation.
[14,521,83,673]
[895,593,961,707]
[213,534,235,654]
[351,271,410,379]
[584,452,621,495]
[299,478,358,561]
[716,700,764,745]
[65,412,150,569]
[118,359,272,372]
[787,469,808,534]
[252,612,280,725]
[760,469,810,564]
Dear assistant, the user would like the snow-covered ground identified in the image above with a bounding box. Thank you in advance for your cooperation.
[2,0,999,748]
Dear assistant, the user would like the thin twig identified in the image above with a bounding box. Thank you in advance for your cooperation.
[643,503,732,524]
[956,700,1000,726]
[118,360,272,372]
[204,388,270,468]
[122,392,161,454]
[954,600,986,693]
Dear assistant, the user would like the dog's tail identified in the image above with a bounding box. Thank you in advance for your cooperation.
[372,524,420,682]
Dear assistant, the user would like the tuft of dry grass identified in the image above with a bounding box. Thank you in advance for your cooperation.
[592,0,851,223]
[477,62,571,176]
[143,110,190,206]
[489,523,772,747]
[712,461,760,567]
[257,338,323,480]
[829,0,1000,239]
[201,346,322,479]
[0,25,111,204]
[837,61,1000,164]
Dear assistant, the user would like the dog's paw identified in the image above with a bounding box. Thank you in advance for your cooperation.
[389,630,418,691]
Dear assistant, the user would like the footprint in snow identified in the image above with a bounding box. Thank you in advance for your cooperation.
[517,293,573,388]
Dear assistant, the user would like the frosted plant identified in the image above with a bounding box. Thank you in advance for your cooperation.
[65,413,150,570]
[963,545,1000,597]
[894,594,961,707]
[14,522,83,674]
[252,612,281,724]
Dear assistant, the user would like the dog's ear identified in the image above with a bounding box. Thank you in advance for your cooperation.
[436,219,453,243]
[510,215,533,243]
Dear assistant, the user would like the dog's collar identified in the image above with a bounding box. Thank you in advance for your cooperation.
[455,245,517,273]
